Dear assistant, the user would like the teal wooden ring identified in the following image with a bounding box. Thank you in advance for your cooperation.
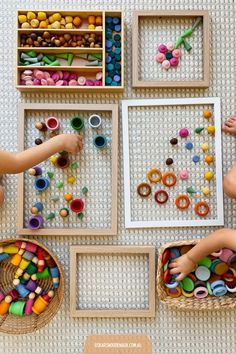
[93,134,108,149]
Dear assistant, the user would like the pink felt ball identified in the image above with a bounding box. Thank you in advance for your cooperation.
[33,78,41,85]
[96,72,103,81]
[158,44,167,53]
[179,128,189,138]
[63,71,70,80]
[68,73,77,80]
[52,73,60,82]
[68,79,77,86]
[47,78,55,86]
[63,80,68,86]
[170,57,179,67]
[43,71,50,80]
[179,170,189,180]
[41,79,48,85]
[162,60,170,70]
[78,76,86,86]
[35,70,44,80]
[166,42,174,51]
[172,49,181,58]
[156,52,165,63]
[56,71,63,80]
[25,80,33,85]
[55,80,64,86]
[86,79,94,86]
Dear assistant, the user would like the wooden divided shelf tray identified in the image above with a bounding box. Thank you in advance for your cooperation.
[16,10,124,92]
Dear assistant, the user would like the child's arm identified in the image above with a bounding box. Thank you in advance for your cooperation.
[0,134,83,174]
[169,228,236,281]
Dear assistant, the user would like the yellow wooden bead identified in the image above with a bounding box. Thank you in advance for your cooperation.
[201,143,209,152]
[51,21,61,29]
[205,155,214,164]
[52,13,62,22]
[65,23,73,29]
[60,18,66,26]
[202,186,210,196]
[37,11,47,21]
[21,22,31,28]
[48,15,54,23]
[30,19,39,28]
[67,176,76,184]
[65,15,73,23]
[27,11,36,20]
[39,20,47,28]
[207,125,215,134]
[50,155,58,164]
[64,193,73,202]
[18,15,27,24]
[88,24,96,30]
[205,171,214,181]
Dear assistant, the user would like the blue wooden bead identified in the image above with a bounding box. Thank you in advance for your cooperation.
[111,81,118,86]
[114,48,121,55]
[185,141,193,150]
[105,77,112,85]
[114,41,121,48]
[114,34,121,41]
[113,17,120,24]
[106,56,112,64]
[106,16,112,24]
[0,253,10,261]
[115,63,121,70]
[115,54,121,61]
[192,155,200,163]
[114,24,121,32]
[113,75,121,82]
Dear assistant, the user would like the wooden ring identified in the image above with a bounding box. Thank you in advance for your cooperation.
[194,201,209,217]
[162,172,177,187]
[175,194,190,210]
[154,190,169,204]
[166,286,182,298]
[147,168,162,183]
[137,183,151,198]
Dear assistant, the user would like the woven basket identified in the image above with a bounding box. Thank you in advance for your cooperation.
[0,238,64,334]
[157,239,236,310]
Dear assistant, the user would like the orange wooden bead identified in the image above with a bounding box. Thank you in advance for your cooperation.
[64,193,73,202]
[0,296,12,315]
[203,111,212,119]
[73,16,82,27]
[88,15,96,25]
[95,16,102,26]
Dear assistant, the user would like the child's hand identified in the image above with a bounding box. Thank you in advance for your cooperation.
[55,134,83,154]
[169,254,196,281]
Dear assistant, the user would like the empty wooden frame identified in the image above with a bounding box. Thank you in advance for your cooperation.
[70,245,156,317]
[17,103,118,236]
[132,10,210,88]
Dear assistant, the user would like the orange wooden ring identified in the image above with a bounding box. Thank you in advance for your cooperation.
[166,286,182,298]
[162,172,177,187]
[137,183,151,198]
[147,168,162,183]
[194,201,209,217]
[175,194,190,210]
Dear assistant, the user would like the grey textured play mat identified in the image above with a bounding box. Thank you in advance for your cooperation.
[0,0,235,353]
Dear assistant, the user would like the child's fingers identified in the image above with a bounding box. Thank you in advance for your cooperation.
[169,262,178,268]
[175,273,185,281]
[169,267,179,274]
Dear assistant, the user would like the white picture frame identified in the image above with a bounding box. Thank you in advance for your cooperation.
[122,97,224,228]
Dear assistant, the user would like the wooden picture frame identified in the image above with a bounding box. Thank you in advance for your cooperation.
[132,10,210,88]
[70,245,156,317]
[16,10,124,92]
[122,97,224,228]
[17,103,118,236]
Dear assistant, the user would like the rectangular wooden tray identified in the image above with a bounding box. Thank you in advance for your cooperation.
[70,245,156,317]
[17,103,118,236]
[16,10,124,92]
[132,10,209,88]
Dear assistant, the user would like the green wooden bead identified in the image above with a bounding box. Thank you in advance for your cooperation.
[71,161,78,170]
[82,186,88,194]
[186,186,196,194]
[47,171,54,179]
[175,36,184,48]
[195,127,204,134]
[36,267,50,279]
[67,53,74,66]
[78,212,84,220]
[183,39,192,51]
[181,28,193,38]
[56,181,63,189]
[47,212,55,220]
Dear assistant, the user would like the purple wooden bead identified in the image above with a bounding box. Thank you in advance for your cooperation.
[33,79,41,85]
